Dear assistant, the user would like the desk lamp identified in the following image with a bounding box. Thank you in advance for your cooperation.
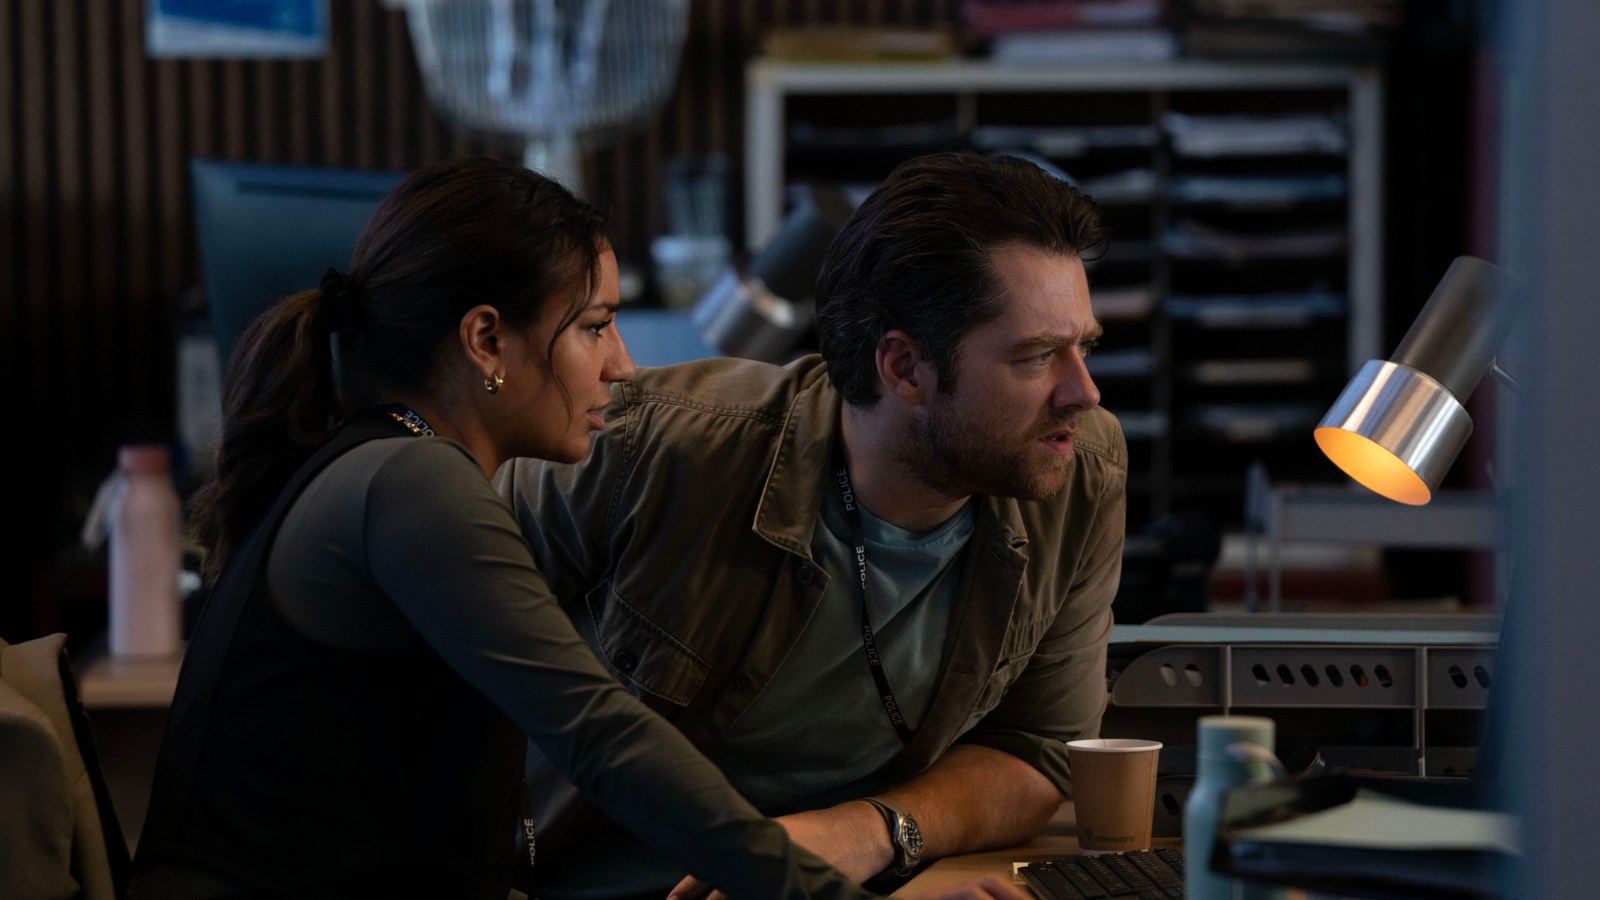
[692,182,855,361]
[1315,256,1513,505]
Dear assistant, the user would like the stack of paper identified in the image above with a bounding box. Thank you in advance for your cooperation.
[1219,786,1516,899]
[971,124,1161,157]
[1166,291,1345,328]
[1164,111,1349,158]
[1163,217,1347,261]
[989,29,1179,63]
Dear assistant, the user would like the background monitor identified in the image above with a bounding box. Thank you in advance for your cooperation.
[191,159,404,369]
[615,308,720,367]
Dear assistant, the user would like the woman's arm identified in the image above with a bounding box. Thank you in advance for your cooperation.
[363,439,877,900]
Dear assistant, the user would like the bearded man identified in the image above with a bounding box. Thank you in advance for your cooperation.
[500,151,1126,900]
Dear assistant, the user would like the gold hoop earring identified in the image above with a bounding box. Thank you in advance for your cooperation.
[484,373,504,395]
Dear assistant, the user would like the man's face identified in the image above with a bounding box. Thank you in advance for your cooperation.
[898,243,1102,501]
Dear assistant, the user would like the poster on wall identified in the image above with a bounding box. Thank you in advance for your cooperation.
[146,0,329,58]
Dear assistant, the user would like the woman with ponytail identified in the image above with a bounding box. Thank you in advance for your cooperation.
[126,159,907,900]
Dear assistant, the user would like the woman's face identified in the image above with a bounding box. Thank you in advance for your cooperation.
[501,247,636,463]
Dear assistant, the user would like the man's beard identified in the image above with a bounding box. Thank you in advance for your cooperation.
[894,397,1077,502]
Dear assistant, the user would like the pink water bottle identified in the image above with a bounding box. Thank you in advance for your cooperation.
[109,445,182,657]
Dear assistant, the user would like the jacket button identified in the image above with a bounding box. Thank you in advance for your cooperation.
[734,674,753,691]
[796,565,814,585]
[614,649,639,673]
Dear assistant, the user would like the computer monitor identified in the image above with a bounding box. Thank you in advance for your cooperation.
[190,159,405,369]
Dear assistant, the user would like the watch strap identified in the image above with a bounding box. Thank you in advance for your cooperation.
[863,796,922,876]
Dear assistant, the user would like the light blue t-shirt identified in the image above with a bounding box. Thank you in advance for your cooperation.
[709,485,975,812]
[564,483,977,899]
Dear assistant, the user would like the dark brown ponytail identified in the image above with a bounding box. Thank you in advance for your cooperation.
[189,286,346,579]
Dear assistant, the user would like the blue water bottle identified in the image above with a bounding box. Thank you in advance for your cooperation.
[1183,715,1290,900]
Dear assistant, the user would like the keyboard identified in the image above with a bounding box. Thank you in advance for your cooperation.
[1018,848,1185,899]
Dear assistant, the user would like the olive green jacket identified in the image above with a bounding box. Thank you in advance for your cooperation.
[499,354,1126,868]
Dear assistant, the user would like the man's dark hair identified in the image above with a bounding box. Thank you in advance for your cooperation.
[816,151,1104,406]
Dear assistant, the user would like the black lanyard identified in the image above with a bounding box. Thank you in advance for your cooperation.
[833,444,915,744]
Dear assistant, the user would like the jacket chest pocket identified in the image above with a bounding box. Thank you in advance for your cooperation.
[584,585,711,707]
[967,653,1031,726]
[964,609,1054,726]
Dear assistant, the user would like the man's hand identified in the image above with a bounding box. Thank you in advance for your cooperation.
[665,800,890,899]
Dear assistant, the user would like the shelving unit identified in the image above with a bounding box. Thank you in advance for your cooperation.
[745,58,1384,529]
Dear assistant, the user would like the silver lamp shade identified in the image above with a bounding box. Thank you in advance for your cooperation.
[692,182,855,361]
[1315,256,1512,505]
[1315,360,1473,505]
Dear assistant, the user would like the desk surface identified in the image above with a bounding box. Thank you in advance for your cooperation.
[76,650,182,708]
[897,803,1181,896]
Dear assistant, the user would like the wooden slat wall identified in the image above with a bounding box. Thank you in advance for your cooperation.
[3,0,956,630]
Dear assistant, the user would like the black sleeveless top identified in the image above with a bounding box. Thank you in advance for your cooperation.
[132,415,525,899]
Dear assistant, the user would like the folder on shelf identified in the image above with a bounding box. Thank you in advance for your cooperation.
[962,0,1166,34]
[1163,111,1349,157]
[786,119,961,153]
[761,26,956,61]
[1187,359,1317,385]
[1168,173,1348,206]
[1166,291,1345,328]
[1079,168,1160,204]
[1185,402,1324,441]
[1114,410,1168,440]
[1086,348,1156,379]
[1163,217,1347,261]
[1185,0,1398,59]
[970,124,1162,157]
[1093,286,1157,320]
[988,28,1179,64]
[1189,0,1400,31]
[1185,20,1392,60]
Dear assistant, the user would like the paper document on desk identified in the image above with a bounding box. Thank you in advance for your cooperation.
[1229,788,1520,855]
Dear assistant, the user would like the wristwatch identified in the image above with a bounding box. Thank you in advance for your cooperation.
[863,796,923,877]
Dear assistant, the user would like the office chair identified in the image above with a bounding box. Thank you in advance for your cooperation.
[0,633,130,900]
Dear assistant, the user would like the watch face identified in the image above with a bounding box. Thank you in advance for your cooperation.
[893,812,923,867]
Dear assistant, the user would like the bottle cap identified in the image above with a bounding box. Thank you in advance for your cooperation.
[1196,715,1275,763]
[118,445,172,477]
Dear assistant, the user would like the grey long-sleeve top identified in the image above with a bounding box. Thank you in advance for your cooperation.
[266,435,874,900]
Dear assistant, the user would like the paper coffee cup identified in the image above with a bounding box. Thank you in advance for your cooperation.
[1066,738,1163,852]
